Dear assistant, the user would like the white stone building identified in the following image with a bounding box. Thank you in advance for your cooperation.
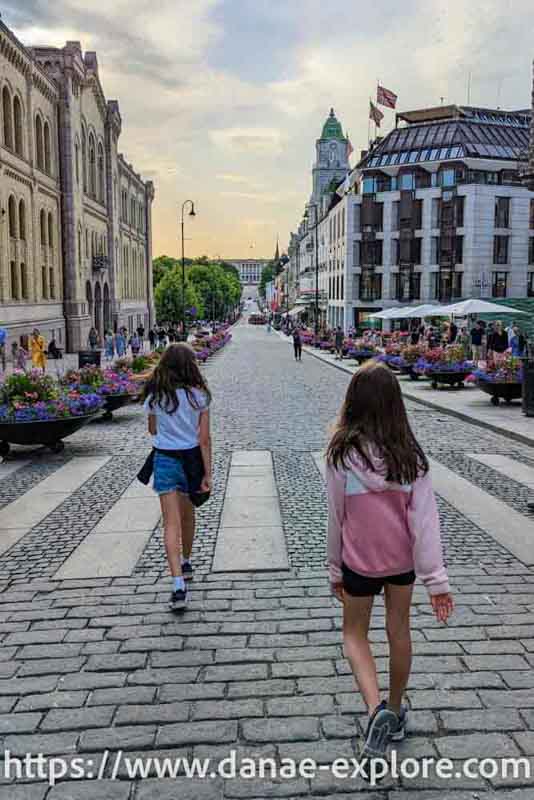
[330,104,534,331]
[225,259,269,286]
[0,18,155,353]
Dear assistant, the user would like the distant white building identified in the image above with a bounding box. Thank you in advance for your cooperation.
[225,259,269,285]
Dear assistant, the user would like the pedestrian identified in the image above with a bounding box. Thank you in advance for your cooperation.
[115,330,126,358]
[158,327,167,348]
[88,327,99,351]
[148,329,156,350]
[410,326,419,346]
[448,320,458,344]
[12,341,27,371]
[456,326,469,355]
[334,326,344,360]
[510,326,526,357]
[130,333,141,356]
[505,320,516,346]
[470,321,484,363]
[0,327,6,373]
[487,320,508,357]
[137,324,145,351]
[326,361,452,768]
[292,328,302,362]
[48,338,62,359]
[104,330,115,360]
[142,344,212,612]
[30,329,47,371]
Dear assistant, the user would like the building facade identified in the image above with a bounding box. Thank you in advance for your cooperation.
[0,19,155,352]
[286,102,534,333]
[225,259,269,286]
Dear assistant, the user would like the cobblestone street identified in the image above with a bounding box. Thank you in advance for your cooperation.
[2,322,534,798]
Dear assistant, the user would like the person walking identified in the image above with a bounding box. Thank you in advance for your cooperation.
[137,324,145,352]
[292,328,302,362]
[114,330,126,358]
[487,320,509,357]
[510,325,526,357]
[0,327,7,373]
[334,326,345,360]
[448,320,458,344]
[30,329,47,371]
[104,330,115,361]
[142,344,212,612]
[148,329,156,351]
[326,361,452,769]
[88,327,99,351]
[12,341,27,372]
[130,332,141,356]
[470,321,484,363]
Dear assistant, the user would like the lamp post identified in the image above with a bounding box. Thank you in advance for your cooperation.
[180,200,196,341]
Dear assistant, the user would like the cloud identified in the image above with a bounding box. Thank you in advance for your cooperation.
[3,0,534,259]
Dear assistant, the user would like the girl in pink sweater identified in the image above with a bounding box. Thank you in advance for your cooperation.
[326,361,453,766]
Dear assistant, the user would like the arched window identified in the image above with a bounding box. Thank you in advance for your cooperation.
[41,265,48,299]
[18,199,26,240]
[78,227,83,268]
[8,195,17,238]
[75,139,80,184]
[48,212,54,249]
[35,116,44,170]
[10,261,18,299]
[81,127,87,192]
[21,264,28,300]
[13,95,23,156]
[2,87,13,149]
[40,209,47,246]
[49,267,55,299]
[97,142,105,202]
[88,133,96,197]
[130,197,135,225]
[43,121,51,174]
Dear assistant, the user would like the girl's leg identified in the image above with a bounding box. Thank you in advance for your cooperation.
[384,583,414,713]
[178,494,195,560]
[343,593,380,712]
[159,491,183,577]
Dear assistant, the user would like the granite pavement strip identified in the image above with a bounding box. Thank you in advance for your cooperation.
[0,324,534,797]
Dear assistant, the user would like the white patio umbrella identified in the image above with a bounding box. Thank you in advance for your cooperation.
[436,299,528,316]
[368,307,410,320]
[393,304,445,319]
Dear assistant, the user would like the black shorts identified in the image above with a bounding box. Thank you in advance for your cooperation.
[342,563,416,597]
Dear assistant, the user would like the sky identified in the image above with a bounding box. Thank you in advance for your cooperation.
[5,0,534,259]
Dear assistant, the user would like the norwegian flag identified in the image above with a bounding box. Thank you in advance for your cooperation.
[377,84,398,109]
[369,101,384,127]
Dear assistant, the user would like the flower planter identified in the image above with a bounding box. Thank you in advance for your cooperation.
[101,393,133,421]
[477,380,523,406]
[400,364,419,380]
[428,370,472,389]
[0,413,98,458]
[348,350,378,364]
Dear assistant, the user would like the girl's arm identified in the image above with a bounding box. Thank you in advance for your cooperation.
[408,471,450,596]
[199,410,212,491]
[325,461,346,584]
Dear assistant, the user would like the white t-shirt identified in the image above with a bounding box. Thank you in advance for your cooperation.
[143,388,210,450]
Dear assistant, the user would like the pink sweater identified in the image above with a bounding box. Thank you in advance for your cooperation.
[326,452,449,596]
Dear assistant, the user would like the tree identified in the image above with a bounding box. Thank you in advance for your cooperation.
[154,267,202,323]
[188,263,241,321]
[259,264,274,299]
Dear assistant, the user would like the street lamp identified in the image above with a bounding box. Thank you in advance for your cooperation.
[180,200,196,340]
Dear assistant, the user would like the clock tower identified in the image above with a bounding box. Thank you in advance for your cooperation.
[311,108,350,204]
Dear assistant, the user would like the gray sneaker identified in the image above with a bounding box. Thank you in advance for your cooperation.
[390,705,408,742]
[360,701,398,762]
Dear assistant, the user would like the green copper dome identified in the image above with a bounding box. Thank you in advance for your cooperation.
[321,108,345,141]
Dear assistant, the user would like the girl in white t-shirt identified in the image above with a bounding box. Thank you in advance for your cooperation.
[142,344,212,611]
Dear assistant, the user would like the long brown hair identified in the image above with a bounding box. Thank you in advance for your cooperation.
[326,360,428,484]
[142,343,211,413]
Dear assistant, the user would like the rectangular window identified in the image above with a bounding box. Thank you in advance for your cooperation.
[391,238,400,266]
[456,196,465,227]
[431,236,440,265]
[492,271,508,298]
[414,199,423,229]
[392,201,400,232]
[495,197,510,228]
[412,272,421,299]
[528,272,534,297]
[529,238,534,266]
[375,240,383,265]
[374,202,383,232]
[412,238,422,265]
[432,198,441,228]
[530,199,534,230]
[493,235,509,265]
[455,236,464,264]
[453,272,463,298]
[440,168,456,187]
